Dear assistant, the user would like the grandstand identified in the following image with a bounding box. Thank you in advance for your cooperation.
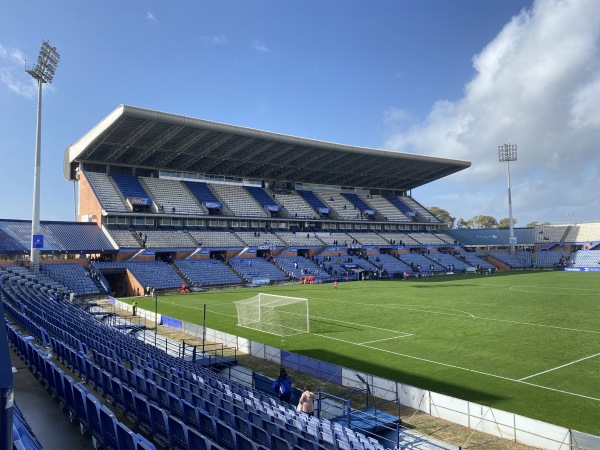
[3,104,600,449]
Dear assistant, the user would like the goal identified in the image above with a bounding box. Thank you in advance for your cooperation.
[234,293,310,337]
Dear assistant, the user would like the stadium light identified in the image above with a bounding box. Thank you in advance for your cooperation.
[25,41,60,272]
[498,143,517,255]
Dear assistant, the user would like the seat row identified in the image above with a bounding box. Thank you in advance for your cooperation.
[6,321,158,450]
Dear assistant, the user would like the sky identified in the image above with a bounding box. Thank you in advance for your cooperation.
[1,0,599,227]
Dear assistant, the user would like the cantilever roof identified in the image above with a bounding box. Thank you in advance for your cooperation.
[64,105,470,191]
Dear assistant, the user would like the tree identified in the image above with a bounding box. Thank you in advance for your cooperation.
[527,221,551,227]
[471,215,498,229]
[456,218,471,229]
[498,218,517,229]
[428,206,455,229]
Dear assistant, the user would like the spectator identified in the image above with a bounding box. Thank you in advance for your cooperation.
[299,386,315,416]
[132,300,138,316]
[272,367,292,404]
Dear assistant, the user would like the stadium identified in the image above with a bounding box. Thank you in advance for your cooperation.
[2,104,600,450]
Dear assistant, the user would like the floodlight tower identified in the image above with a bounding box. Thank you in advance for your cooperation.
[25,41,60,272]
[498,143,517,255]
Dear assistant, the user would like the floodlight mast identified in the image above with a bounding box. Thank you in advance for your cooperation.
[498,143,517,255]
[25,41,60,272]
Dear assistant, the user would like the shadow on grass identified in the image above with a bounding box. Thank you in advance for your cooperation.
[294,348,506,405]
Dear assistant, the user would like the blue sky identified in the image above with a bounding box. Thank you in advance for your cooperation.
[2,0,599,227]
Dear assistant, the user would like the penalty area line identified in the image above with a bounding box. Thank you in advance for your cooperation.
[518,352,600,381]
[359,334,412,345]
[310,332,600,402]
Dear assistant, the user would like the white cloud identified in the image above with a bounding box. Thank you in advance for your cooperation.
[251,40,270,53]
[146,12,158,24]
[0,43,37,98]
[200,35,228,46]
[384,0,600,225]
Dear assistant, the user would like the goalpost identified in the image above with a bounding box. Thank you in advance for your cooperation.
[234,293,310,337]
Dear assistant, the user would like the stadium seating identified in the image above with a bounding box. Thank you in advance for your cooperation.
[563,222,600,243]
[371,253,411,276]
[183,180,224,211]
[275,231,324,247]
[571,250,600,268]
[111,173,151,200]
[84,170,129,212]
[534,250,571,268]
[296,190,331,217]
[188,230,245,248]
[209,184,269,217]
[378,232,420,246]
[397,253,446,273]
[487,251,531,269]
[361,195,412,222]
[236,231,286,248]
[93,261,185,290]
[275,256,331,281]
[341,193,377,217]
[141,177,206,216]
[175,259,243,287]
[41,263,104,296]
[317,192,367,221]
[245,186,282,214]
[229,257,288,282]
[0,219,115,254]
[394,197,440,223]
[346,232,389,246]
[534,225,570,243]
[273,191,319,219]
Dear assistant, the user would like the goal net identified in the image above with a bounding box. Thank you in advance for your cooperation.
[234,293,310,337]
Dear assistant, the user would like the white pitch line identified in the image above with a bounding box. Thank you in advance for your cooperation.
[310,331,600,402]
[359,334,412,345]
[519,352,600,381]
[314,296,600,335]
[311,314,410,336]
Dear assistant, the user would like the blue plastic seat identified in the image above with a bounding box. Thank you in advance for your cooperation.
[167,415,189,450]
[251,423,271,448]
[197,407,217,441]
[122,384,137,422]
[216,418,237,449]
[72,383,90,431]
[156,385,170,410]
[62,374,77,420]
[99,404,119,450]
[149,403,170,447]
[116,421,138,450]
[135,433,157,449]
[85,393,102,445]
[186,427,211,450]
[235,431,259,450]
[181,399,200,430]
[134,393,152,434]
[111,377,125,411]
[271,434,293,450]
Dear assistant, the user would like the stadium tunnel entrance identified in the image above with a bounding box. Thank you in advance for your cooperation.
[97,268,130,297]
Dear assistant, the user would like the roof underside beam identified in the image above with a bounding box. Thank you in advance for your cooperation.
[209,141,279,175]
[182,134,234,170]
[199,137,255,173]
[153,129,211,168]
[105,121,157,161]
[129,125,185,165]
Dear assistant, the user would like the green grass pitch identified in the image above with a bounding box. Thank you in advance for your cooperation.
[132,271,600,434]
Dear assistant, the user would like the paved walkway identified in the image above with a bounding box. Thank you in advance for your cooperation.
[10,346,95,450]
